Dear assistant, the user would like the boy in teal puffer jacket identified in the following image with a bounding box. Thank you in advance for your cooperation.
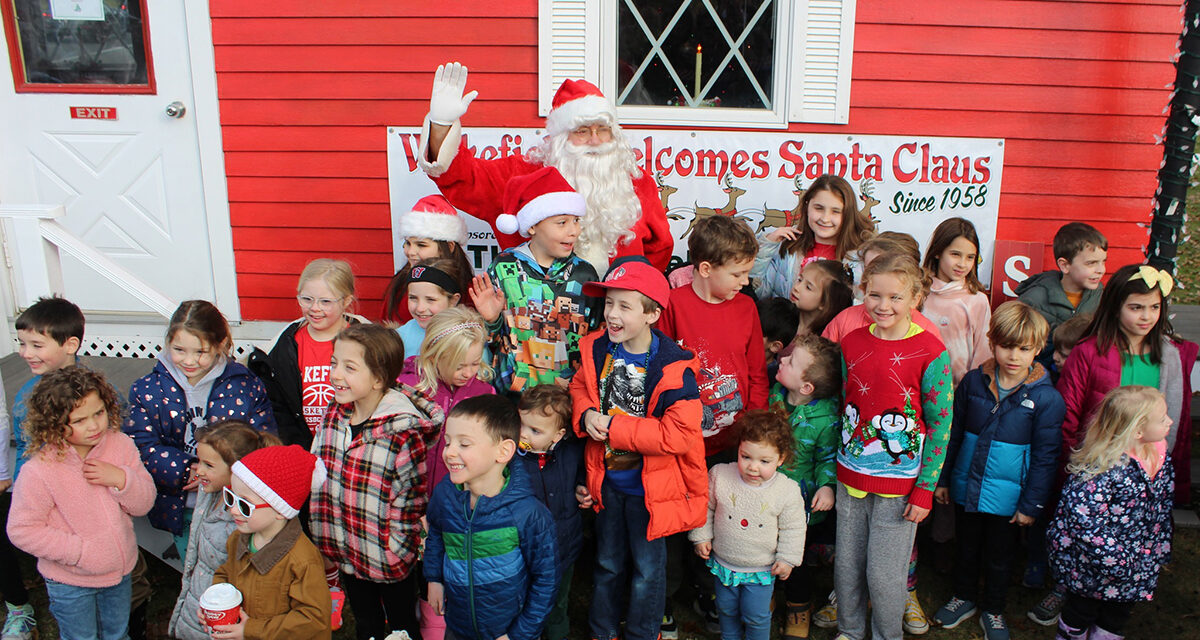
[770,333,842,640]
[425,395,557,640]
[932,301,1065,640]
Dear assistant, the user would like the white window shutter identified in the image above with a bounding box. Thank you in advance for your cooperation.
[788,0,856,124]
[538,0,602,117]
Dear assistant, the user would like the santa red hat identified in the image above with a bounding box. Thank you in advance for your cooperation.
[496,167,586,236]
[231,445,327,519]
[545,79,617,137]
[398,194,468,245]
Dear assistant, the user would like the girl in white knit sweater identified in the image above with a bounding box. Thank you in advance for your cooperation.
[690,409,808,640]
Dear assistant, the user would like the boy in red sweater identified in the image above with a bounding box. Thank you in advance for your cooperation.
[658,215,767,458]
[656,215,767,632]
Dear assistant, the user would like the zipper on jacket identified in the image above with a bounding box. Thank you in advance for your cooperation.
[464,496,480,639]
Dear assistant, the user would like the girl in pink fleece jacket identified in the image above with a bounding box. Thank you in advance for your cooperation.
[7,366,156,640]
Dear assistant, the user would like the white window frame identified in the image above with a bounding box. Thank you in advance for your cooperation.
[538,0,856,129]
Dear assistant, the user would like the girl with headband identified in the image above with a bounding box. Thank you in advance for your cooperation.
[395,257,472,358]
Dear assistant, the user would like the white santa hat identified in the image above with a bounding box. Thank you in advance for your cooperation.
[544,79,618,138]
[398,194,468,245]
[496,167,586,237]
[231,445,327,519]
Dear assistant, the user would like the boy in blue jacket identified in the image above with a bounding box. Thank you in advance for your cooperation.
[425,395,557,640]
[513,384,586,640]
[932,301,1065,640]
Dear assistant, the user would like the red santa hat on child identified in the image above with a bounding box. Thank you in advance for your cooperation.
[398,194,468,245]
[545,79,618,137]
[231,445,327,519]
[496,167,587,237]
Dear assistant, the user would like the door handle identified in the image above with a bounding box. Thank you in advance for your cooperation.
[165,101,186,119]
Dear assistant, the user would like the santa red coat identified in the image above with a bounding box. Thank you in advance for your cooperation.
[419,121,674,271]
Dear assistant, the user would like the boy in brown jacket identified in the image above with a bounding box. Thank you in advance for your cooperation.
[211,445,332,639]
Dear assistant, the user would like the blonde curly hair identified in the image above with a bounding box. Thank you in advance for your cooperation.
[24,366,121,458]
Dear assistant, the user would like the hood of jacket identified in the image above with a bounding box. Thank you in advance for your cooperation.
[929,277,972,298]
[978,359,1052,399]
[352,386,443,444]
[155,349,228,406]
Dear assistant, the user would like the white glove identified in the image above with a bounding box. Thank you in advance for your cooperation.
[428,62,479,125]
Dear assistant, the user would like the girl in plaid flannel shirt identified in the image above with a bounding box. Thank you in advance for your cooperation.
[308,324,444,640]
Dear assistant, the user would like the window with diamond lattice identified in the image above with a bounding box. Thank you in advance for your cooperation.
[538,0,856,128]
[618,1,775,110]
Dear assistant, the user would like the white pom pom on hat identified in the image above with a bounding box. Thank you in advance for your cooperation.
[230,445,327,520]
[398,194,468,245]
[498,166,586,237]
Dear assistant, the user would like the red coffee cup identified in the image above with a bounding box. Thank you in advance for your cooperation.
[199,583,242,627]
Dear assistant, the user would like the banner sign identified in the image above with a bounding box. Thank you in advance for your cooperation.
[387,128,1005,286]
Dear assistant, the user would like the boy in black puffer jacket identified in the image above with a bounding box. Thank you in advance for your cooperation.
[513,385,586,640]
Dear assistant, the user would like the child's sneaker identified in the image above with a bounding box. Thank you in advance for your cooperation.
[932,597,977,629]
[660,613,678,640]
[1026,584,1067,626]
[903,590,930,635]
[2,602,36,640]
[812,591,838,629]
[692,595,720,634]
[979,612,1010,640]
[329,587,345,630]
[782,601,811,640]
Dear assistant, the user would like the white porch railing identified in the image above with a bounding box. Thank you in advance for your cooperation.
[0,204,178,317]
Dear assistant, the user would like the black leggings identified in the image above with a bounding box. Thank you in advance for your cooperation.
[0,492,29,606]
[340,571,420,640]
[784,512,836,604]
[1060,594,1133,635]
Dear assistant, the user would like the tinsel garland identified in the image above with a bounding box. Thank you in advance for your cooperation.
[1150,0,1200,273]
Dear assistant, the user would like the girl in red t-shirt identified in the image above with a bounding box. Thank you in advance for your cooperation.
[248,259,359,450]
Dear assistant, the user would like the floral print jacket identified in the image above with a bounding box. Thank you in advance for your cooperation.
[1048,453,1173,602]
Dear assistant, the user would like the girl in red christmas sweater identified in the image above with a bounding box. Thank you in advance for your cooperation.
[834,253,953,640]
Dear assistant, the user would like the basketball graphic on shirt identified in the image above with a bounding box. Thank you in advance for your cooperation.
[303,382,336,406]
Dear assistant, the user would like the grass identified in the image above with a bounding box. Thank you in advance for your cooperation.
[6,517,1199,639]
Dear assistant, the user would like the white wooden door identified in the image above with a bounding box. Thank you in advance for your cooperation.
[0,0,225,316]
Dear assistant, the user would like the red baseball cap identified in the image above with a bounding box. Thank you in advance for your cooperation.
[583,261,670,310]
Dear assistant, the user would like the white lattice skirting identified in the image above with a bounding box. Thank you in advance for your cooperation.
[73,336,274,360]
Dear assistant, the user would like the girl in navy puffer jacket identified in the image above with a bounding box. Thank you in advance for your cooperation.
[124,301,275,549]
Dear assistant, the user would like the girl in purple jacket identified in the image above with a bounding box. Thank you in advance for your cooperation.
[398,306,495,494]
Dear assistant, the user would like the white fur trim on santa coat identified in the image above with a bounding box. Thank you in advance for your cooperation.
[418,115,463,178]
[545,94,616,137]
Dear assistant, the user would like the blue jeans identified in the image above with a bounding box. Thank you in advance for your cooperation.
[714,578,773,640]
[45,573,131,640]
[590,480,666,640]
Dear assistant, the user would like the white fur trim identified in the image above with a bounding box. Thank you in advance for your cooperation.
[398,209,467,244]
[513,191,587,235]
[545,95,616,136]
[231,460,299,519]
[418,116,463,178]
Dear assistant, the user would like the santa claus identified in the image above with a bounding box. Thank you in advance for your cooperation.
[418,62,673,272]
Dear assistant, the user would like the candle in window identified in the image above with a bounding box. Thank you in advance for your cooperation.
[694,44,702,101]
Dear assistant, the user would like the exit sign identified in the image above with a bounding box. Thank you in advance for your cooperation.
[70,106,117,120]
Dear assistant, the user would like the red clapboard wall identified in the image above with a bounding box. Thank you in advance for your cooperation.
[209,0,1181,321]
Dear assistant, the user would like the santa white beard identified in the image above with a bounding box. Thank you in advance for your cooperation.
[529,130,642,270]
